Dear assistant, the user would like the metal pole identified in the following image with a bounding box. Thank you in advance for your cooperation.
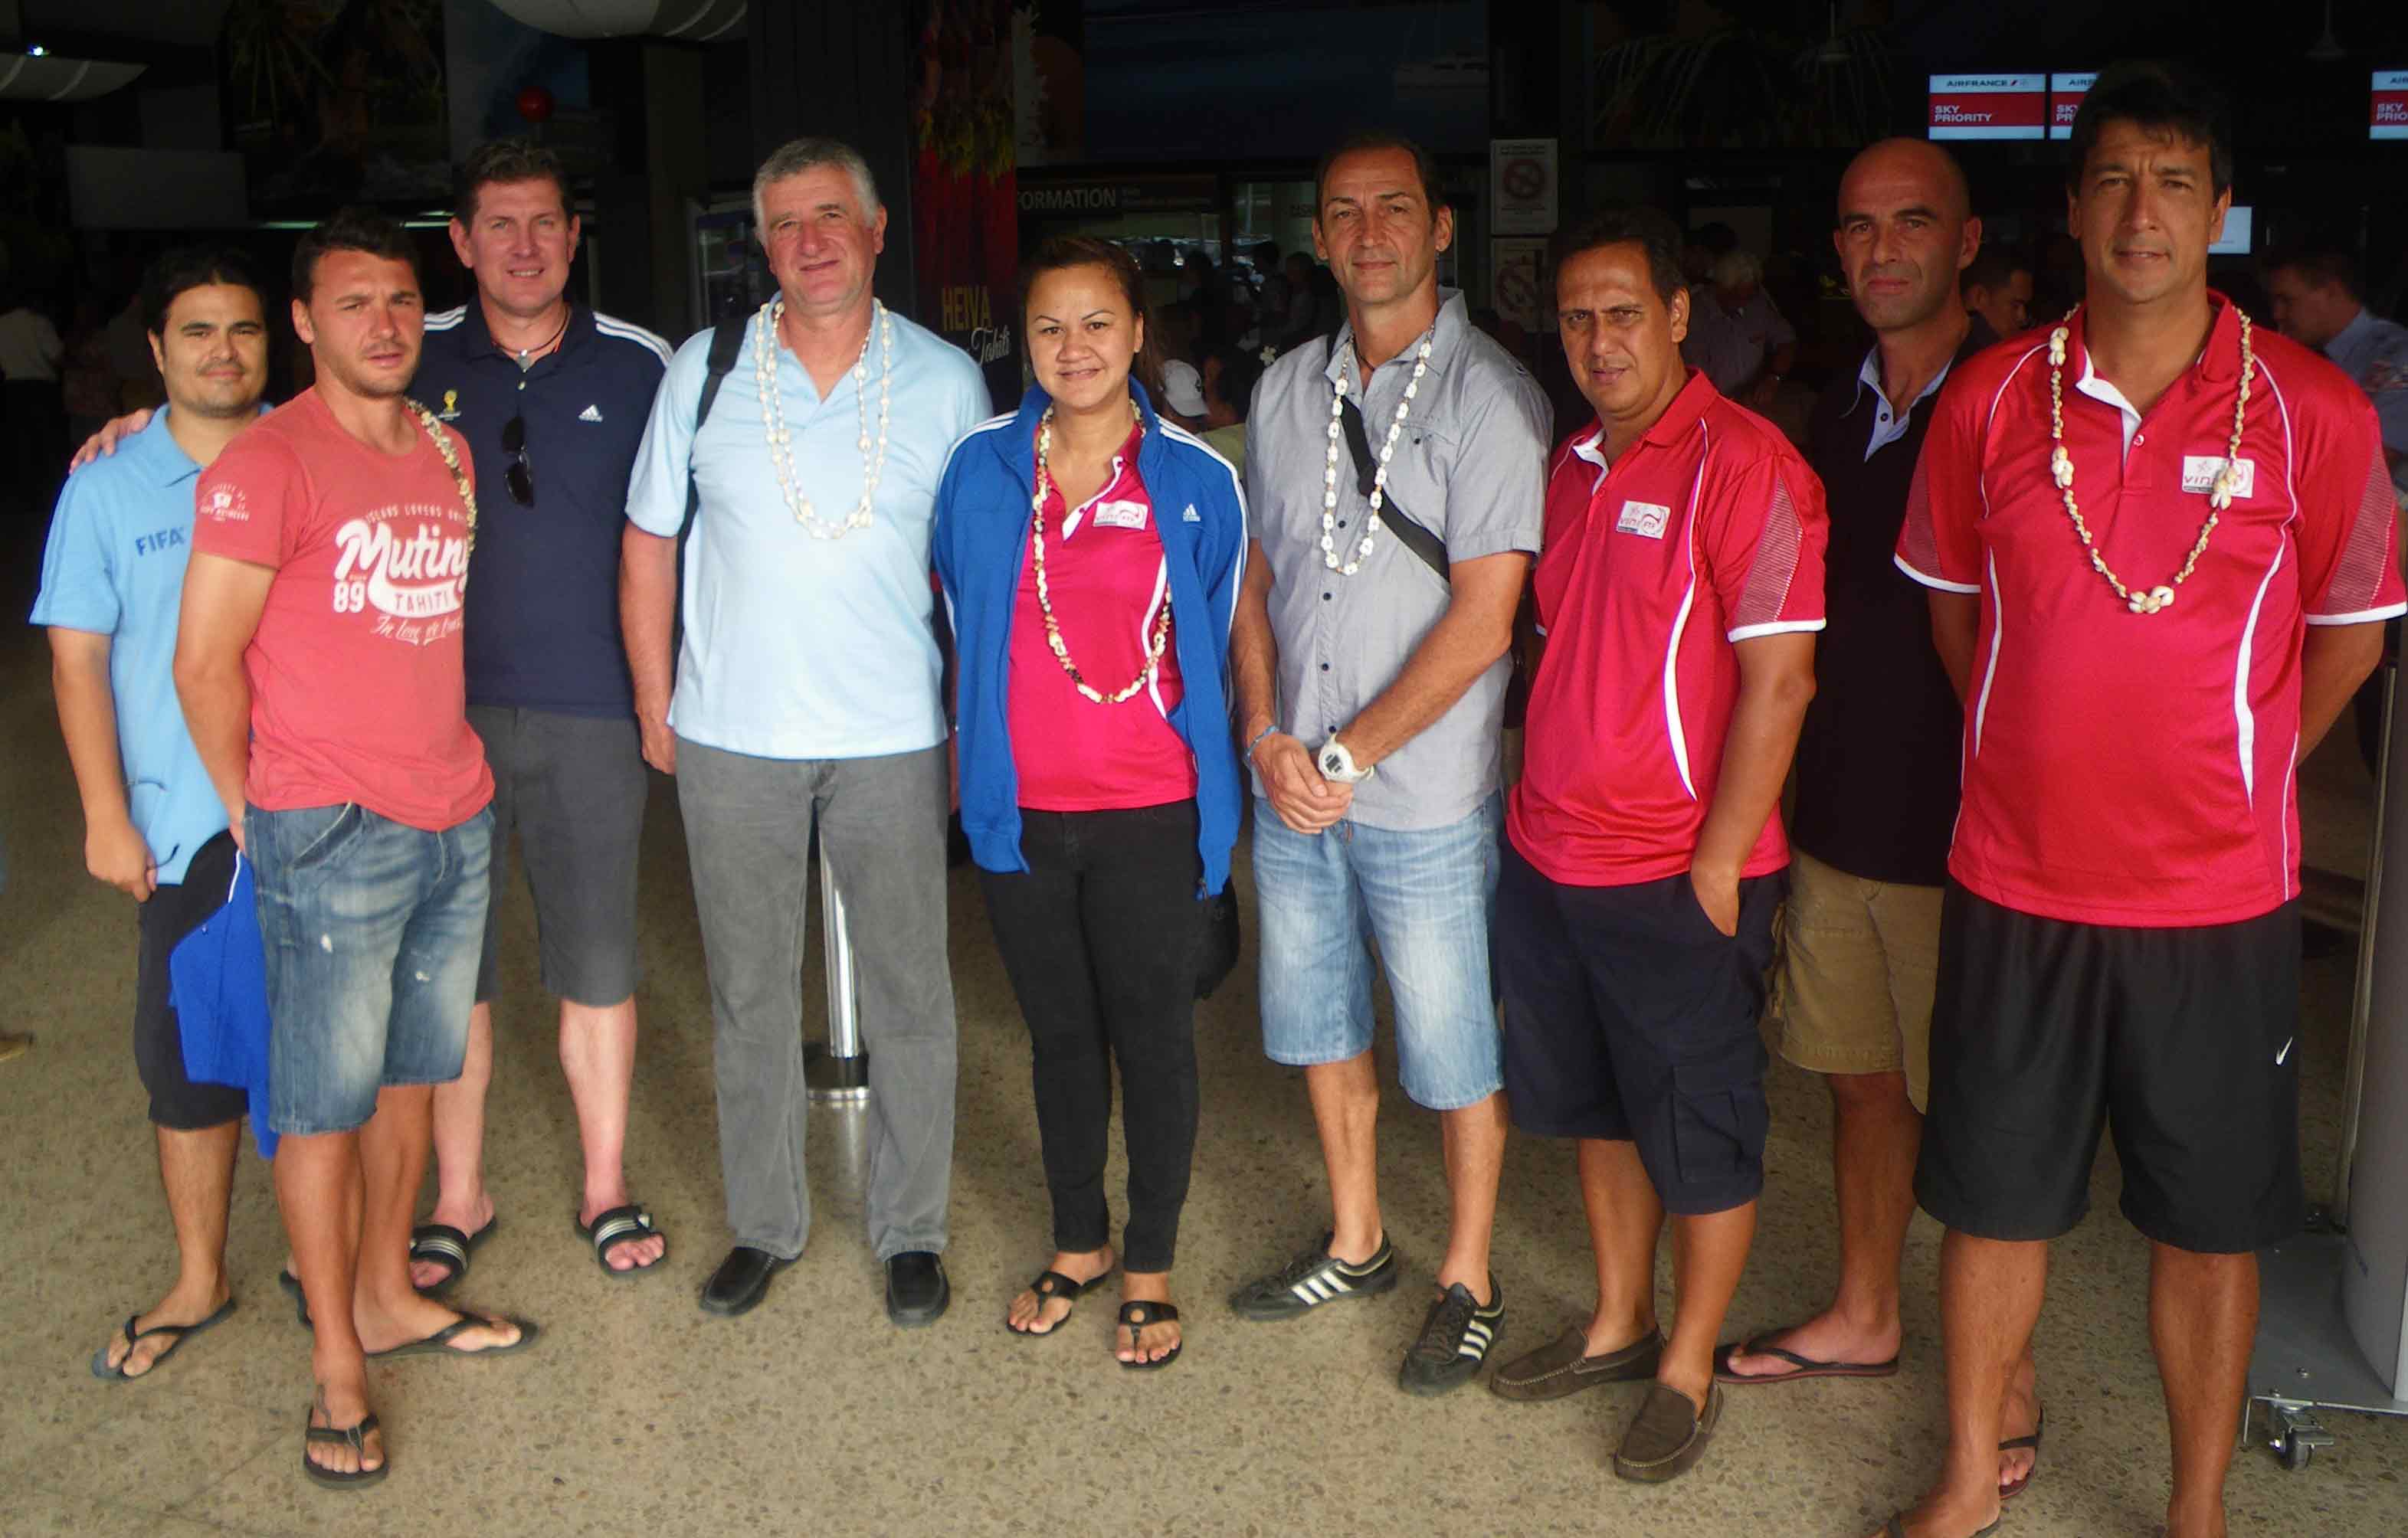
[2337,665,2397,1223]
[804,858,870,1101]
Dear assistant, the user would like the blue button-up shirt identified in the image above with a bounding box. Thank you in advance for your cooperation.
[418,303,671,718]
[2325,307,2408,498]
[625,305,991,760]
[31,408,228,885]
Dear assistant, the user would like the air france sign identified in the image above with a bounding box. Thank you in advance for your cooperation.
[2049,73,2096,140]
[1929,74,2046,141]
[2377,71,2408,142]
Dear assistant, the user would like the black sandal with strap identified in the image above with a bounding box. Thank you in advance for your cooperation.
[1007,1265,1114,1337]
[408,1217,496,1294]
[1117,1300,1182,1371]
[577,1205,667,1278]
[302,1401,388,1490]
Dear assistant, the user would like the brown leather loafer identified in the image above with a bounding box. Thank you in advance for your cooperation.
[1612,1382,1722,1483]
[1489,1326,1664,1402]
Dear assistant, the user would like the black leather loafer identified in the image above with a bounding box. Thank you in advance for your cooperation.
[700,1245,790,1317]
[885,1251,949,1327]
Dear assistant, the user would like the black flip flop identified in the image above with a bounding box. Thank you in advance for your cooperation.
[1117,1301,1182,1371]
[408,1216,498,1293]
[90,1297,237,1381]
[2000,1405,2045,1500]
[1882,1517,1999,1537]
[1715,1329,1900,1385]
[1006,1265,1116,1337]
[302,1401,387,1490]
[577,1205,667,1278]
[368,1312,540,1361]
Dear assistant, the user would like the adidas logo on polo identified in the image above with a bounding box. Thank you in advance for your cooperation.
[579,404,604,423]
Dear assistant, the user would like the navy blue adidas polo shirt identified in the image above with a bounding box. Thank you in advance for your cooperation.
[417,303,670,718]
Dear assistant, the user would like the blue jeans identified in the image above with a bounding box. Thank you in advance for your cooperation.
[1251,793,1505,1111]
[249,802,492,1137]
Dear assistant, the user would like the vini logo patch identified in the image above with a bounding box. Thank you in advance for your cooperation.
[1092,499,1148,530]
[2181,456,2255,499]
[1616,500,1670,539]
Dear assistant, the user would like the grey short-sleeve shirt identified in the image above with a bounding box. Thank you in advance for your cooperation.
[1243,288,1549,831]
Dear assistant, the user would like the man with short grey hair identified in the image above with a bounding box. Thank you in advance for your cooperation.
[1226,131,1548,1398]
[622,137,991,1324]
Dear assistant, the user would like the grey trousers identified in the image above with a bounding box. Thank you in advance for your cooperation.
[675,738,957,1261]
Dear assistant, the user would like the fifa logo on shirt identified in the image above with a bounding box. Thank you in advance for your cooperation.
[1616,500,1671,539]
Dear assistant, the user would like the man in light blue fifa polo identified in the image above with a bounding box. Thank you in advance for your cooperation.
[623,138,991,1324]
[34,247,268,1382]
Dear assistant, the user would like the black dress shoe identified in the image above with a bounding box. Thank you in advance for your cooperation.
[700,1245,790,1317]
[885,1251,949,1327]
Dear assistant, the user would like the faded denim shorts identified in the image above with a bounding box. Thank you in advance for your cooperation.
[249,802,493,1137]
[1251,791,1505,1111]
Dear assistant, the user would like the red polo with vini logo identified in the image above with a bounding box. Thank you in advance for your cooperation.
[1509,369,1830,886]
[1895,296,2406,928]
[1006,424,1197,811]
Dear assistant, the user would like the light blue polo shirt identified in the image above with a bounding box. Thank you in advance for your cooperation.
[31,407,228,885]
[626,306,991,760]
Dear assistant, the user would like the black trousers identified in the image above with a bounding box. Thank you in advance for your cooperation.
[978,801,1204,1273]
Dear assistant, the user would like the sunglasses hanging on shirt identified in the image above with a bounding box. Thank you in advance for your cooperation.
[503,411,534,506]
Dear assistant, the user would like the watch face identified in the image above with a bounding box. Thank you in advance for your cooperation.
[1319,750,1342,774]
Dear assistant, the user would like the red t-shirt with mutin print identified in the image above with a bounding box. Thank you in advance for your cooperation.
[192,388,492,832]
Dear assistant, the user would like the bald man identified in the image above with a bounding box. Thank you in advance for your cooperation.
[1715,137,2040,1502]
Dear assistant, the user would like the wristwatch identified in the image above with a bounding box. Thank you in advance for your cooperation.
[1316,737,1375,784]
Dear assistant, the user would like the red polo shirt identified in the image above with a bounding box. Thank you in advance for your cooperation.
[1896,296,2406,927]
[1007,425,1197,811]
[1509,370,1829,886]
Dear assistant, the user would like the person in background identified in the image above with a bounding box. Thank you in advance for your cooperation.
[1682,249,1795,410]
[1198,342,1263,471]
[34,247,271,1384]
[0,288,67,510]
[2264,244,2408,500]
[934,236,1247,1369]
[1961,245,2034,342]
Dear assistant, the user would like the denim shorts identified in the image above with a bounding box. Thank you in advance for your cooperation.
[1251,792,1504,1111]
[249,801,493,1137]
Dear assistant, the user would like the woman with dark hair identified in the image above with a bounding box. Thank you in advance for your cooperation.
[932,237,1247,1369]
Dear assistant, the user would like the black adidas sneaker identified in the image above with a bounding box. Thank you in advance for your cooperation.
[1227,1232,1400,1320]
[1398,1276,1504,1396]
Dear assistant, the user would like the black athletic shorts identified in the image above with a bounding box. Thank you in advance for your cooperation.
[1915,883,2307,1255]
[1496,843,1780,1216]
[133,831,248,1131]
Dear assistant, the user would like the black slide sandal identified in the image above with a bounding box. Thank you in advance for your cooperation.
[2000,1405,2044,1500]
[408,1217,497,1293]
[578,1205,667,1278]
[1118,1301,1182,1371]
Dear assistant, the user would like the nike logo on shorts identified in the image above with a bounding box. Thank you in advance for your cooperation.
[2275,1037,2293,1066]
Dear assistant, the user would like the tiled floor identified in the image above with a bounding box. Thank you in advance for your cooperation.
[5,554,2406,1536]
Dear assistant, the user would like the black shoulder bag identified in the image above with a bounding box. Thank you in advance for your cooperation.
[1328,335,1450,585]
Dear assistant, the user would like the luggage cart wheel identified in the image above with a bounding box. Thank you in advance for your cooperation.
[2269,1405,2335,1472]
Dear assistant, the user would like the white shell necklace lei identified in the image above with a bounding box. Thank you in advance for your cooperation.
[405,399,478,578]
[755,296,892,539]
[1030,401,1171,705]
[1322,326,1436,574]
[2046,305,2252,616]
